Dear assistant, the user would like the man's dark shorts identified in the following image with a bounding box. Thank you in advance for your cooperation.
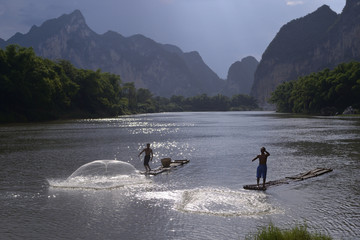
[144,155,150,165]
[257,164,267,179]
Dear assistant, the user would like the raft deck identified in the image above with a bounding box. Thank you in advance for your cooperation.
[243,168,333,191]
[141,159,190,175]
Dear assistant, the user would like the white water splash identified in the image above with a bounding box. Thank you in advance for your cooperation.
[137,187,281,217]
[48,160,150,190]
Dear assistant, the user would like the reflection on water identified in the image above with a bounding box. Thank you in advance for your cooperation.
[0,112,359,239]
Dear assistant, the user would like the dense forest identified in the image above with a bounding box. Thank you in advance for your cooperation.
[0,45,259,123]
[269,62,360,115]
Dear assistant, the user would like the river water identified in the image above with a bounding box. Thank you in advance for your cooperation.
[0,112,359,239]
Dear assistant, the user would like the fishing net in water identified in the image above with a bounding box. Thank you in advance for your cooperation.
[67,160,137,179]
[50,160,148,189]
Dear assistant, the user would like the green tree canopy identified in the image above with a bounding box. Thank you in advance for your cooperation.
[269,62,360,115]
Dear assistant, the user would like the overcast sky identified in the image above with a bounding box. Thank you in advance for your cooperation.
[0,0,346,78]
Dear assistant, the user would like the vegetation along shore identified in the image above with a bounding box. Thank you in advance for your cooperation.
[0,45,258,123]
[269,62,360,115]
[1,44,359,123]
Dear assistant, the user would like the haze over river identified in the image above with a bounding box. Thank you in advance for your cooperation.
[0,112,359,239]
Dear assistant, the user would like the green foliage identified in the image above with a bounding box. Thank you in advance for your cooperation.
[246,223,332,240]
[231,94,259,111]
[122,82,137,112]
[0,45,70,121]
[0,45,259,123]
[269,62,360,114]
[155,93,258,112]
[136,88,156,113]
[0,45,126,122]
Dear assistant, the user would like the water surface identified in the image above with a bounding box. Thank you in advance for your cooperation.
[0,112,359,239]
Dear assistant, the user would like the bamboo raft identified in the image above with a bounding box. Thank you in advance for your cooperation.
[243,168,333,190]
[140,159,190,175]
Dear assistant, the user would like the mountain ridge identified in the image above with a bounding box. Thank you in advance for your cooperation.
[251,0,360,107]
[224,56,259,96]
[3,10,228,97]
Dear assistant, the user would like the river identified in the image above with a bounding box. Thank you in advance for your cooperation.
[0,112,359,239]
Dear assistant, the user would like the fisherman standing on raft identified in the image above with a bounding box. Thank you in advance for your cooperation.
[139,143,153,172]
[252,147,270,189]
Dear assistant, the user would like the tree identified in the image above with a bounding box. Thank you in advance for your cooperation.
[122,82,137,112]
[137,88,155,113]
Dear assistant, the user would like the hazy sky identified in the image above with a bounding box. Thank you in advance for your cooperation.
[0,0,346,78]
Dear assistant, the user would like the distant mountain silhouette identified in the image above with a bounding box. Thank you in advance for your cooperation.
[251,0,360,107]
[224,56,258,95]
[2,10,226,97]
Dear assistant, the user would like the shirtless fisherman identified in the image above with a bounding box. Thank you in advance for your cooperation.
[252,147,270,189]
[138,143,153,172]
